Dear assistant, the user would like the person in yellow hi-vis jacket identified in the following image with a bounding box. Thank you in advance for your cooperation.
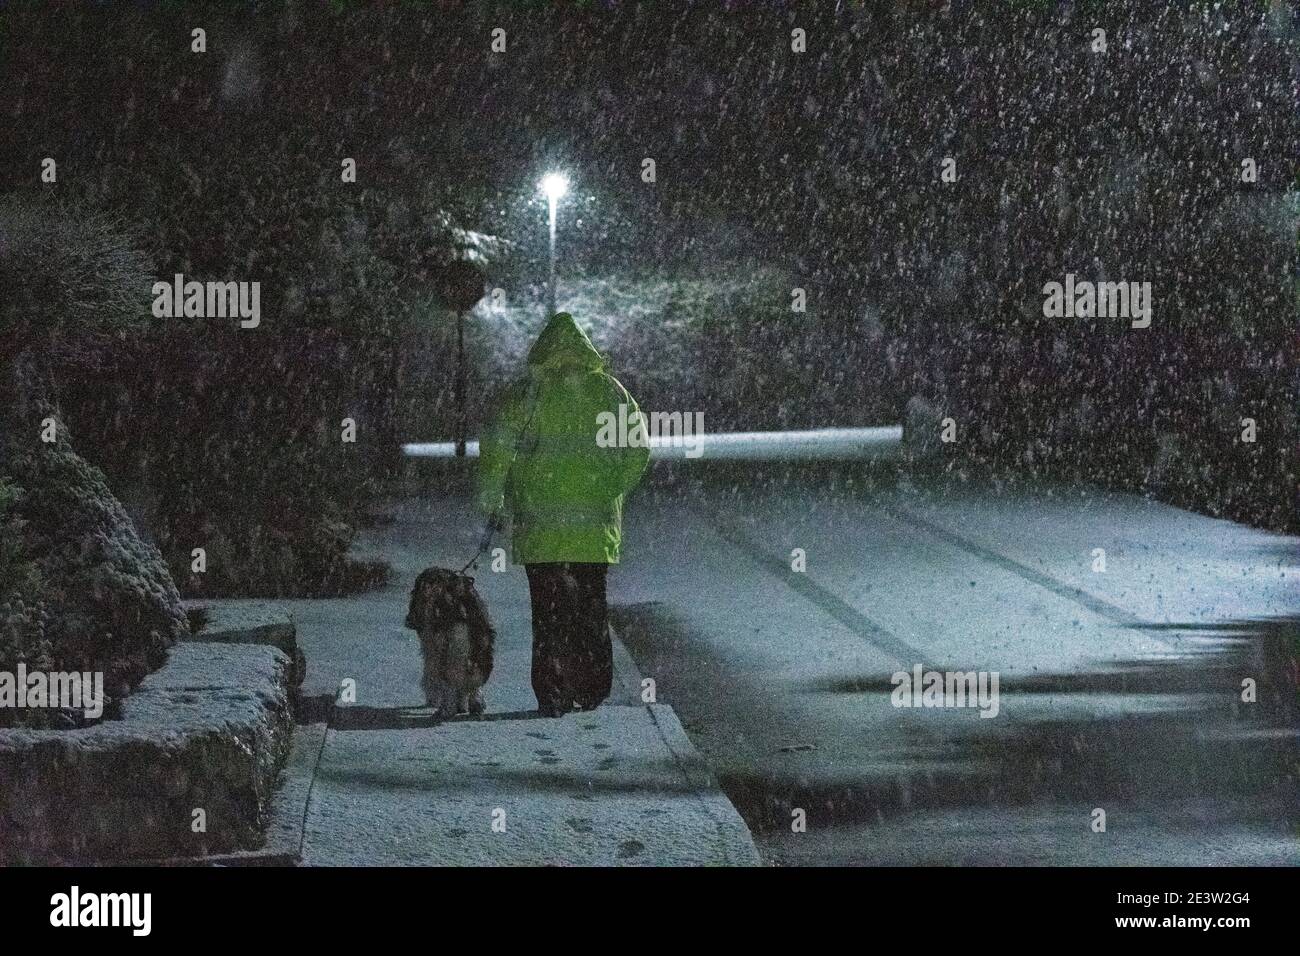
[478,312,650,717]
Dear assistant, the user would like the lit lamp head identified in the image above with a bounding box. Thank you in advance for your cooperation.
[541,173,569,203]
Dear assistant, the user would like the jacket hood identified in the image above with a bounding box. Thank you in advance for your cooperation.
[527,312,604,370]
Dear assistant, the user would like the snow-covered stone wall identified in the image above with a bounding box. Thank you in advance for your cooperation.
[0,642,294,864]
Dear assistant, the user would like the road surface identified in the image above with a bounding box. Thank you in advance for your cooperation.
[610,465,1299,865]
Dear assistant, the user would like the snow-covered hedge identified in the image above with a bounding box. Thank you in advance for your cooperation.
[448,266,900,440]
[0,200,190,727]
[0,423,188,727]
[0,479,56,725]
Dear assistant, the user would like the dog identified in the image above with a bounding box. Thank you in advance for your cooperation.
[404,568,494,716]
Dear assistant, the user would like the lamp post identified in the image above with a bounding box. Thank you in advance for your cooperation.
[434,260,488,458]
[541,172,568,317]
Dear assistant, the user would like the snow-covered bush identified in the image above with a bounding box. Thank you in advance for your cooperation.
[0,428,187,721]
[480,266,898,433]
[0,200,190,725]
[0,478,56,728]
[0,480,40,603]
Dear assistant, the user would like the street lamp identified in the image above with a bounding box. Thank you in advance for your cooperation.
[433,259,487,458]
[541,172,568,317]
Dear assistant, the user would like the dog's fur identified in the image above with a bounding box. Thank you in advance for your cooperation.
[404,568,494,716]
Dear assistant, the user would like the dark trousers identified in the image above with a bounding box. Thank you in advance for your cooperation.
[524,562,611,714]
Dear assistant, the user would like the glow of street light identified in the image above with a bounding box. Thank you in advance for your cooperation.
[541,173,568,201]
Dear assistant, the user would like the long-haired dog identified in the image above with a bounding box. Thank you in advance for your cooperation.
[404,568,494,716]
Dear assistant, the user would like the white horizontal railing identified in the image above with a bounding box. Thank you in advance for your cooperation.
[402,425,903,462]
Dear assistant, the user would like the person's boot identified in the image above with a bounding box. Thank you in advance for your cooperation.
[537,699,569,718]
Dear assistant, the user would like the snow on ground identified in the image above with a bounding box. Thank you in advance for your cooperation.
[612,470,1299,865]
[278,461,1297,865]
[277,488,758,865]
[301,705,758,866]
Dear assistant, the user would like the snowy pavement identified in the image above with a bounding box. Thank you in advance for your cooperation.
[276,490,759,866]
[612,470,1299,865]
[268,463,1297,866]
[300,704,757,866]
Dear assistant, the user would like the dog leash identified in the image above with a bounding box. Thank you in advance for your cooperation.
[459,519,497,573]
[459,377,542,574]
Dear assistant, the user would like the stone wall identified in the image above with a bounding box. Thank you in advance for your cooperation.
[0,642,294,864]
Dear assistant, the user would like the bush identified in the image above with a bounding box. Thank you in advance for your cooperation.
[0,479,41,603]
[0,197,191,726]
[0,427,189,725]
[457,267,899,439]
[0,197,153,347]
[0,478,56,727]
[0,190,419,599]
